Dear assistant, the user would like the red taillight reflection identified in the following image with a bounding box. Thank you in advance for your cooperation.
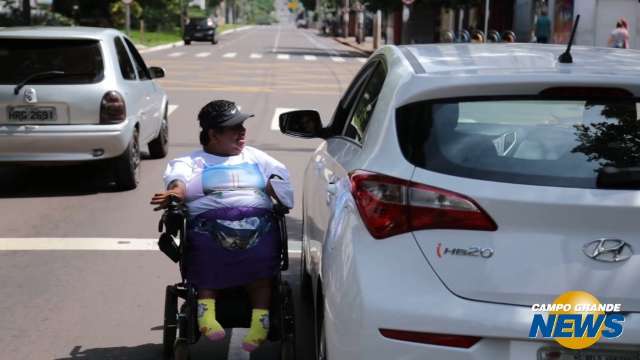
[100,90,126,124]
[350,170,497,239]
[380,329,481,348]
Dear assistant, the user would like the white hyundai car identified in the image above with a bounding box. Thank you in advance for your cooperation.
[0,27,169,190]
[280,44,640,359]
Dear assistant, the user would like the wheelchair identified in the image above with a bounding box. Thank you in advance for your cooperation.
[157,195,296,360]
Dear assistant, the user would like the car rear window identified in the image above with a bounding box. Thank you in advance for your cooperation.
[397,98,640,189]
[0,39,104,84]
[187,18,210,27]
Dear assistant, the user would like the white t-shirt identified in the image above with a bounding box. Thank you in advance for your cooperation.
[163,146,294,216]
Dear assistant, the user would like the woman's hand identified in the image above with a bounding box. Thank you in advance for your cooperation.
[150,191,184,211]
[150,180,186,211]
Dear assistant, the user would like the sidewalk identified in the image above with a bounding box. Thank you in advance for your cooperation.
[334,36,375,56]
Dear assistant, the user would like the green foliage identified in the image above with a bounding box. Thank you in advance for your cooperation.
[110,0,143,28]
[137,0,182,32]
[187,5,207,18]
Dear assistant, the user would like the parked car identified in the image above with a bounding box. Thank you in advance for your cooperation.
[183,17,217,45]
[0,27,169,190]
[280,44,640,359]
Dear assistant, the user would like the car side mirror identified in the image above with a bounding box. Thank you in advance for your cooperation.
[279,110,325,138]
[149,66,165,79]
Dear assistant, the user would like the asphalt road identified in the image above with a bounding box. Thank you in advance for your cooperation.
[0,20,366,360]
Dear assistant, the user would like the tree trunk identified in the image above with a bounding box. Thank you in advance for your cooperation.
[22,0,31,25]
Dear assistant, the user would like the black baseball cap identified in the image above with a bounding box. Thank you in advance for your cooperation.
[198,100,254,128]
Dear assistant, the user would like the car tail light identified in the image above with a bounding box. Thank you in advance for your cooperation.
[100,91,126,124]
[380,329,481,348]
[350,170,497,239]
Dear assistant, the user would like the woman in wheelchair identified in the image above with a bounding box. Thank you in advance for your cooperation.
[150,100,294,352]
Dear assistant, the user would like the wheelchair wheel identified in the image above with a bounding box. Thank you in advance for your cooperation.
[174,338,190,360]
[280,281,297,360]
[163,286,178,360]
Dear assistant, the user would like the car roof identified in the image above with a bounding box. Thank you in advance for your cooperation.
[0,26,123,40]
[395,43,640,77]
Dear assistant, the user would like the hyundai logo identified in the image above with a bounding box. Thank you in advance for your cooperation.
[24,88,37,103]
[583,239,633,263]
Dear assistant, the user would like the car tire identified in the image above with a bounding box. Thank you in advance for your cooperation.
[211,35,217,45]
[113,127,140,191]
[300,240,312,300]
[184,40,191,45]
[148,108,169,159]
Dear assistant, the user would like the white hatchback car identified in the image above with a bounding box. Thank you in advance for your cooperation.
[280,44,640,359]
[0,27,169,190]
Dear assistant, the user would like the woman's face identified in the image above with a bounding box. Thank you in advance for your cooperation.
[208,123,246,156]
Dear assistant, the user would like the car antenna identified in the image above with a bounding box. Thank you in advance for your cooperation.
[558,14,580,64]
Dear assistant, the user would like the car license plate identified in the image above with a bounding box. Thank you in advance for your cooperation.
[7,106,57,122]
[538,347,639,360]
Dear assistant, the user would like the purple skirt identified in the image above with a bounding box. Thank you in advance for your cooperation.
[184,207,279,290]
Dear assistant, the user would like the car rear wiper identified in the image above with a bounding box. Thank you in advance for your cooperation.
[14,70,65,95]
[596,166,640,189]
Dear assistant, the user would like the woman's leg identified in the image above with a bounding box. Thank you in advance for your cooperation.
[242,278,272,351]
[196,288,225,341]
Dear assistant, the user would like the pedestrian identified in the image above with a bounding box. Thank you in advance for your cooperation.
[150,99,294,352]
[608,20,630,49]
[535,9,551,43]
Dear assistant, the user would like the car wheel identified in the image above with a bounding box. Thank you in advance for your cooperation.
[184,40,191,45]
[148,108,169,159]
[211,35,217,45]
[113,127,140,191]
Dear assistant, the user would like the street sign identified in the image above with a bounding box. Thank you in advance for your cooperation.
[401,0,414,5]
[122,0,132,4]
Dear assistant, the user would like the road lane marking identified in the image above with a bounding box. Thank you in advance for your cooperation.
[250,53,263,59]
[222,52,237,58]
[168,104,179,116]
[271,107,298,131]
[304,55,317,61]
[331,56,345,62]
[277,54,290,60]
[357,58,367,63]
[273,24,281,53]
[195,52,211,58]
[168,52,184,57]
[0,238,302,252]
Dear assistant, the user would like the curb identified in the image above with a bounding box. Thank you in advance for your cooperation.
[334,37,374,56]
[138,25,255,54]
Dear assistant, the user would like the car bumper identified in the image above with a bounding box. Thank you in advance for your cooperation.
[184,31,215,41]
[321,206,640,359]
[0,121,131,163]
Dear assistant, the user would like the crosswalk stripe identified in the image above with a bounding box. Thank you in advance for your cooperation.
[168,52,184,57]
[222,52,237,58]
[277,54,290,60]
[250,53,263,59]
[195,52,211,58]
[168,104,179,116]
[357,58,367,63]
[0,237,302,252]
[304,55,317,61]
[331,56,345,62]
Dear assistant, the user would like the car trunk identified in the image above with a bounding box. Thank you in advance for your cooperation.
[0,38,105,125]
[410,171,640,311]
[396,97,640,312]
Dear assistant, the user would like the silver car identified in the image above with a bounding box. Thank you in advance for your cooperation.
[0,26,169,190]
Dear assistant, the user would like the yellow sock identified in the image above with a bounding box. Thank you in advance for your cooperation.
[197,299,225,341]
[242,308,269,352]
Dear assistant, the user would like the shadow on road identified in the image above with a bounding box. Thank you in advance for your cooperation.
[0,164,118,198]
[54,343,163,360]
